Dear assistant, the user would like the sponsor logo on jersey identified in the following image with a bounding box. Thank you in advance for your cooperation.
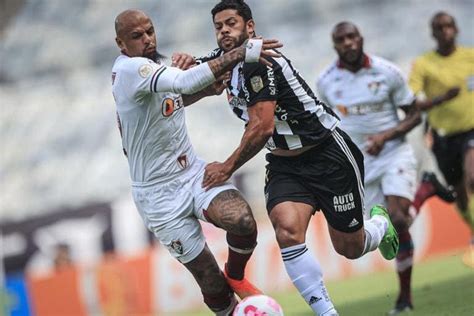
[267,65,276,95]
[250,76,264,93]
[169,240,183,255]
[138,64,153,78]
[333,192,356,212]
[177,154,188,169]
[337,102,387,116]
[162,97,184,117]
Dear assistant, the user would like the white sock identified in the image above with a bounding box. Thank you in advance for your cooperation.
[362,215,388,256]
[281,243,337,315]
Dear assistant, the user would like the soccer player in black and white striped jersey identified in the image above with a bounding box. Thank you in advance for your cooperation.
[112,9,282,315]
[191,1,400,315]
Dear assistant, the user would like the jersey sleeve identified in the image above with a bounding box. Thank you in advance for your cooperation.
[241,57,280,107]
[387,63,415,107]
[408,58,425,95]
[118,57,165,103]
[195,48,224,64]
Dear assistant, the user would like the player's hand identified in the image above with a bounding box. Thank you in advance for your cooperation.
[203,72,231,96]
[258,38,283,67]
[171,52,196,70]
[366,134,386,156]
[203,162,232,190]
[259,38,283,66]
[444,86,460,101]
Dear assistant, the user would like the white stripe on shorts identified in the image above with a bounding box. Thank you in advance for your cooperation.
[332,130,366,215]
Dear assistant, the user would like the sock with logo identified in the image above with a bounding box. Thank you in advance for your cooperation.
[396,230,414,305]
[361,215,388,255]
[281,243,337,315]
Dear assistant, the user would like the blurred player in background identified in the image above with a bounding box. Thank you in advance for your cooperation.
[317,21,458,314]
[175,1,403,315]
[409,11,474,269]
[111,9,282,314]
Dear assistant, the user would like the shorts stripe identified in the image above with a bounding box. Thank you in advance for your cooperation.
[332,130,365,214]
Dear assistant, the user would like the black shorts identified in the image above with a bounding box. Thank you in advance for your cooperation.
[432,129,474,186]
[264,128,365,233]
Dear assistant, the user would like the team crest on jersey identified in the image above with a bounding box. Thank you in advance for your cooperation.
[162,97,184,117]
[169,240,183,255]
[250,76,264,93]
[138,64,153,78]
[177,154,188,169]
[368,81,381,94]
[336,105,348,116]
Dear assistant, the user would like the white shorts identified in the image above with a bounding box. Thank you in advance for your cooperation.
[131,158,236,263]
[364,143,417,218]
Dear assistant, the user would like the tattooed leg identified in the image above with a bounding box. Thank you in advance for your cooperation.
[184,245,236,313]
[206,189,258,280]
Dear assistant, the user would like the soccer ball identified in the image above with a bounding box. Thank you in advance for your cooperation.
[233,295,284,316]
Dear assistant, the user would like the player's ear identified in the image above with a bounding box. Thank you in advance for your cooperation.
[116,37,125,51]
[246,19,255,37]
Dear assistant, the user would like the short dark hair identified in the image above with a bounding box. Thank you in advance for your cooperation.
[211,0,253,22]
[430,11,457,28]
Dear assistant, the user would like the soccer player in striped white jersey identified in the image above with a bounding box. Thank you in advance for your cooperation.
[317,22,457,315]
[172,2,403,315]
[111,9,282,315]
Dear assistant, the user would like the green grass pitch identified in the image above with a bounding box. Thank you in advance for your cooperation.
[169,251,474,315]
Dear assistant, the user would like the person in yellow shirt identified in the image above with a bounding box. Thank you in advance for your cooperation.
[410,11,474,268]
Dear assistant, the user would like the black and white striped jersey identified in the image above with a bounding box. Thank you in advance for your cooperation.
[197,48,340,150]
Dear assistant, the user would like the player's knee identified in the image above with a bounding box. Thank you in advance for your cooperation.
[235,211,257,235]
[334,242,364,260]
[275,226,305,248]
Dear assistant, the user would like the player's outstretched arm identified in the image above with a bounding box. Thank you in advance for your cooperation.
[158,38,282,97]
[202,100,276,190]
[415,87,460,111]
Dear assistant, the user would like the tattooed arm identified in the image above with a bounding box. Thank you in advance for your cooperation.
[202,100,276,189]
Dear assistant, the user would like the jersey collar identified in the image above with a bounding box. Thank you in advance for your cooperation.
[337,54,371,70]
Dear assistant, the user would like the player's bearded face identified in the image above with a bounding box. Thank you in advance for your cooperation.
[119,18,163,62]
[214,10,252,52]
[333,28,363,65]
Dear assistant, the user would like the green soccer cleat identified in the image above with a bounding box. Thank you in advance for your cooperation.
[370,205,399,260]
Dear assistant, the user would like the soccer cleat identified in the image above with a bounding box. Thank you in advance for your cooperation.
[387,301,413,315]
[223,264,263,299]
[370,205,399,260]
[421,172,457,203]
